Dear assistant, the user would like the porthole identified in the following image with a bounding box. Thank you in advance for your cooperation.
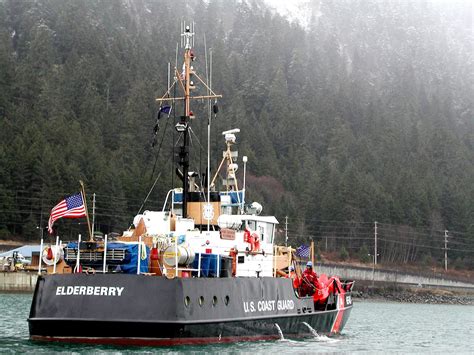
[184,296,190,307]
[212,296,218,306]
[224,295,230,306]
[199,296,204,306]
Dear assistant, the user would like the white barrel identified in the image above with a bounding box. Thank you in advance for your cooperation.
[163,245,195,266]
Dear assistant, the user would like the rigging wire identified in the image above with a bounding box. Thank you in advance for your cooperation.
[148,110,171,187]
[135,171,163,218]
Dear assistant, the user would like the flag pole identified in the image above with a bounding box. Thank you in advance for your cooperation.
[311,240,314,266]
[79,180,93,242]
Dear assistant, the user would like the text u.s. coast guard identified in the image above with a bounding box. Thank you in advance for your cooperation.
[56,286,124,296]
[243,299,294,313]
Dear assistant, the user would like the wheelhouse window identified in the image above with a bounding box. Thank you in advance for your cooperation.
[267,223,275,243]
[247,220,256,231]
[258,224,265,242]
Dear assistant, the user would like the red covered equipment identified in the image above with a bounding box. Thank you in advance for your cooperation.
[312,273,345,303]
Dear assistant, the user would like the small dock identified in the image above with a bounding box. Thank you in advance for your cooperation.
[1,272,38,292]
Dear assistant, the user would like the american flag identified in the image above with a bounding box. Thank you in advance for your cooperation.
[295,244,311,259]
[47,193,86,234]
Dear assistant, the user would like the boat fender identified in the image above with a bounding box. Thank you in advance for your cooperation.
[47,247,53,260]
[229,247,238,276]
[150,247,159,260]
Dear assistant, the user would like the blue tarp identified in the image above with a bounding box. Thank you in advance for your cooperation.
[121,243,149,274]
[66,242,149,274]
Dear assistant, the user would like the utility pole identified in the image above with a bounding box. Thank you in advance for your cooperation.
[285,216,288,247]
[374,221,378,265]
[444,230,448,271]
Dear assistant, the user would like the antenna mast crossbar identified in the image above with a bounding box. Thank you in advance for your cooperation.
[157,94,222,102]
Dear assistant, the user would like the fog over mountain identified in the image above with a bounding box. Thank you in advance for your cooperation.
[265,0,473,29]
[0,0,472,265]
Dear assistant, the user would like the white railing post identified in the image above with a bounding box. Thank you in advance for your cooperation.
[175,235,178,278]
[137,236,142,275]
[91,193,96,237]
[38,238,43,275]
[198,252,201,278]
[103,234,108,274]
[52,236,59,274]
[75,234,81,273]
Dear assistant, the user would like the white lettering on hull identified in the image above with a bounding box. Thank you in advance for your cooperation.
[243,299,294,313]
[55,286,124,296]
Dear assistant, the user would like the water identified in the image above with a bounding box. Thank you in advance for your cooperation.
[1,293,473,353]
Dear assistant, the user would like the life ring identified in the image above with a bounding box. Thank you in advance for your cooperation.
[42,245,63,266]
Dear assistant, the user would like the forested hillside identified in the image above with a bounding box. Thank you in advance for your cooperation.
[0,0,472,267]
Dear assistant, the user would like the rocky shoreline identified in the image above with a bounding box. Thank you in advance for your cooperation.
[353,286,474,305]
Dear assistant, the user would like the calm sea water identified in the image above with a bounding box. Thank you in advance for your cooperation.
[1,293,473,353]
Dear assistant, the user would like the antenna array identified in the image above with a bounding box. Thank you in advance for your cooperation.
[180,21,195,49]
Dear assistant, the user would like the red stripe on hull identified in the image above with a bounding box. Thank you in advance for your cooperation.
[330,294,346,334]
[31,334,282,346]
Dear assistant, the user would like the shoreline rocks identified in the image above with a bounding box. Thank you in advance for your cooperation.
[353,288,474,305]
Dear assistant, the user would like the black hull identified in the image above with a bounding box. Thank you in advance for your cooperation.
[29,274,353,346]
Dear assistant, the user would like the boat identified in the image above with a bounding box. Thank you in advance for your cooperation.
[28,23,354,346]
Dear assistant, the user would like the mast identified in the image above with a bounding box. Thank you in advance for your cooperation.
[181,23,193,218]
[156,22,222,218]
